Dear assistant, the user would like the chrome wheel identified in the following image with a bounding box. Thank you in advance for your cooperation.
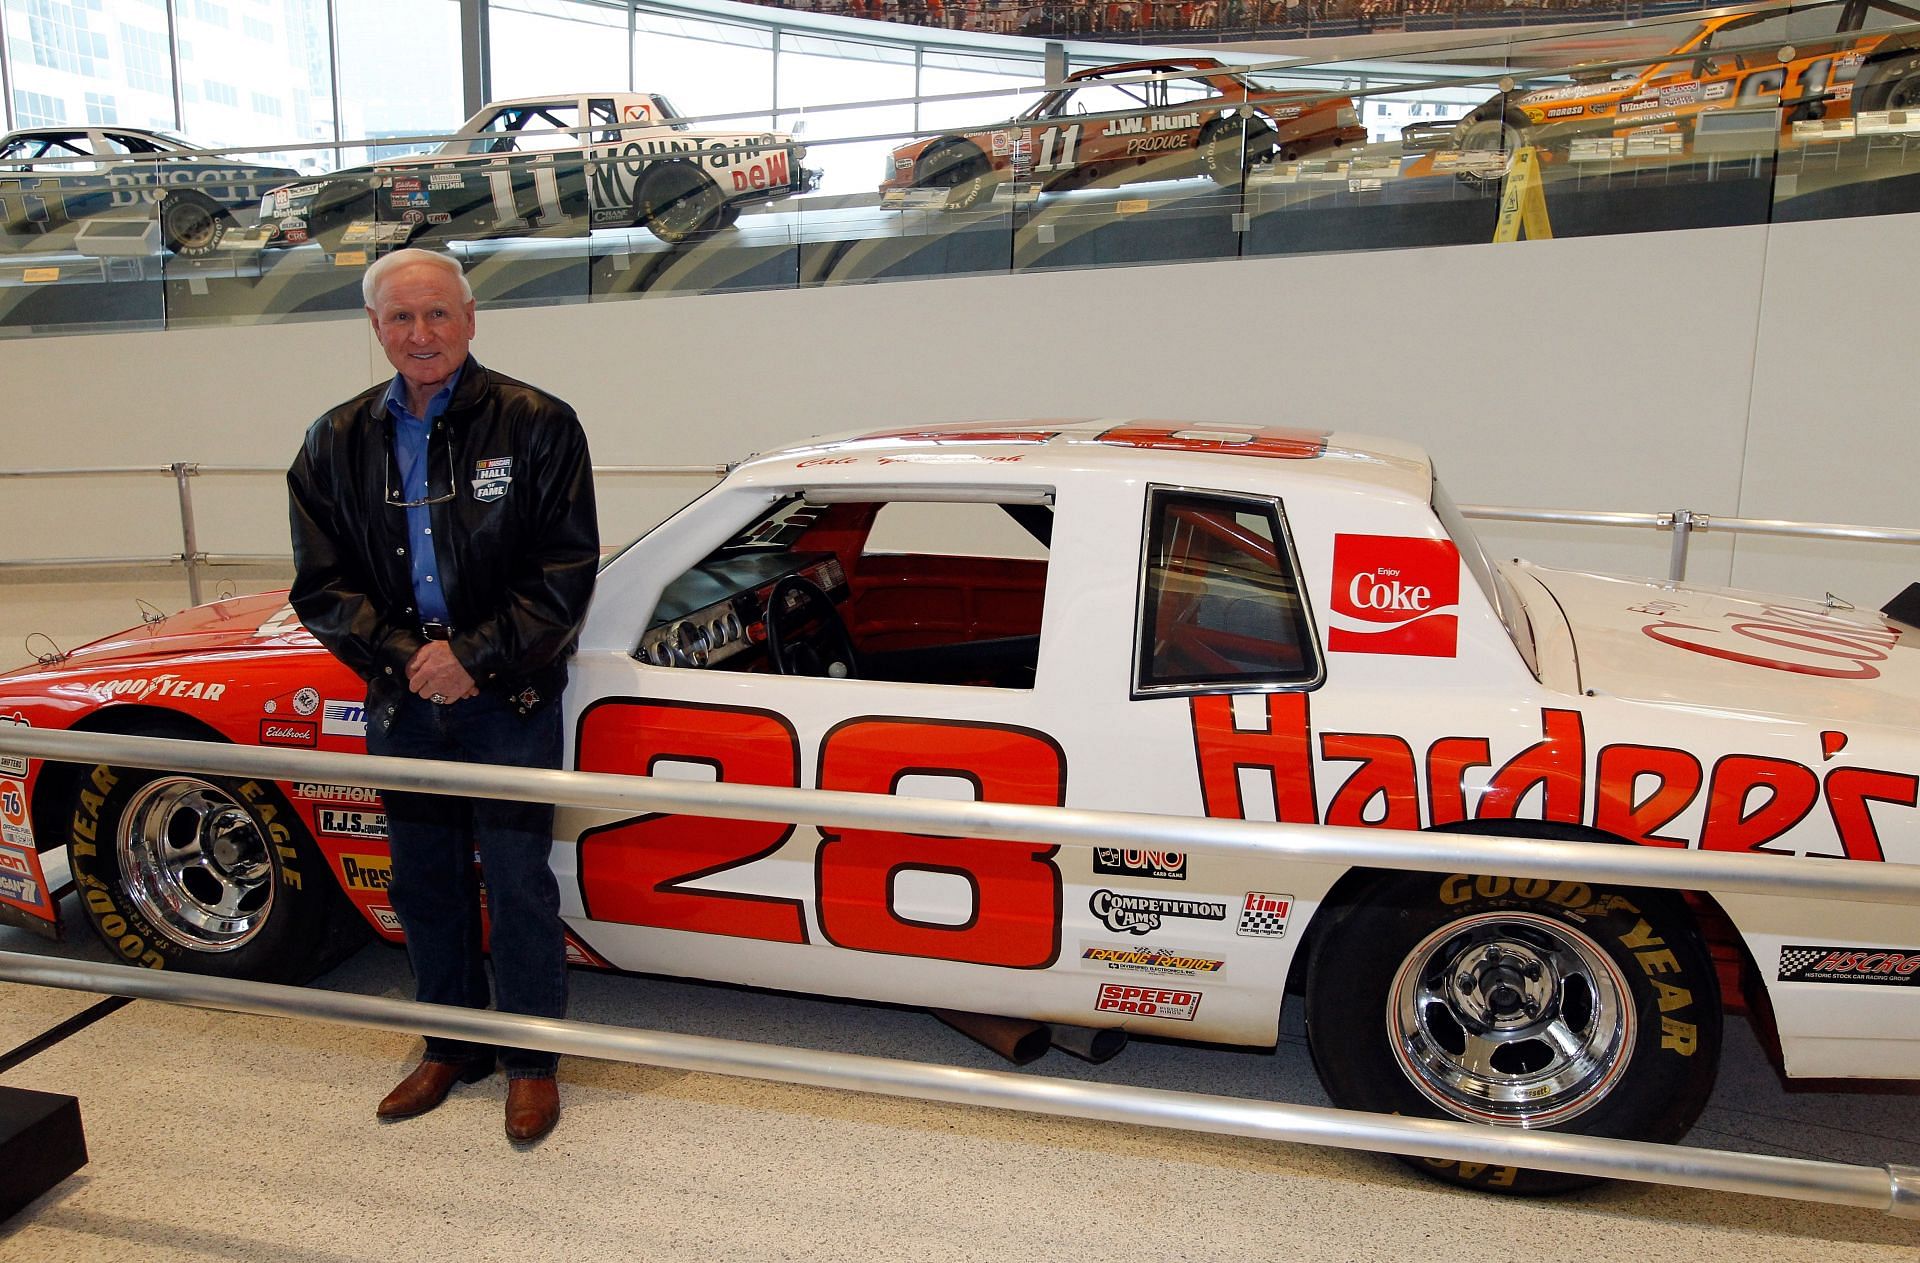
[1387,910,1633,1128]
[115,776,275,952]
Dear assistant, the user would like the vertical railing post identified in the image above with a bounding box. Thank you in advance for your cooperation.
[172,462,203,607]
[1666,508,1704,583]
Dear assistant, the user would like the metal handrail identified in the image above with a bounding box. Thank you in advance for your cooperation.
[0,724,1915,1214]
[3,461,1917,604]
[5,728,1919,908]
[0,950,1910,1216]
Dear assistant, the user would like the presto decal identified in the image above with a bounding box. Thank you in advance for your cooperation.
[1188,694,1918,861]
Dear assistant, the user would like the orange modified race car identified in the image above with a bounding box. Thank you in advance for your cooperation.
[882,57,1365,210]
[1441,0,1920,170]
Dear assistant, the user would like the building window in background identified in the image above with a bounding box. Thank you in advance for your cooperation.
[12,87,66,126]
[84,89,115,122]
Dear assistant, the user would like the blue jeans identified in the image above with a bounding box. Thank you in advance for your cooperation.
[369,689,567,1077]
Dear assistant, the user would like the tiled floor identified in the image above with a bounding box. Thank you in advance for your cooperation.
[0,573,1916,1261]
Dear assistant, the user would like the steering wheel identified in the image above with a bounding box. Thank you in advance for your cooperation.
[764,575,860,678]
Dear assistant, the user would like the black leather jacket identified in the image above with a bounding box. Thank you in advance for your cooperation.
[288,357,598,731]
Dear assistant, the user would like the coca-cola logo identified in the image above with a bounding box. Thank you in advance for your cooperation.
[1641,602,1899,681]
[1328,534,1460,658]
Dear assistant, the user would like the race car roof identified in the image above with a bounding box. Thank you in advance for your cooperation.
[744,418,1434,501]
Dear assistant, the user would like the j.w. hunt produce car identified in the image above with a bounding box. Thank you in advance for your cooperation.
[257,92,816,250]
[881,58,1366,209]
[0,126,297,255]
[1,420,1916,1192]
[1436,0,1920,169]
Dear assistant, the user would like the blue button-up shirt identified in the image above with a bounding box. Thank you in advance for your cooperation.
[384,369,460,627]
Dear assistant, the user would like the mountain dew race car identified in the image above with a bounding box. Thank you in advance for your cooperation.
[257,91,817,250]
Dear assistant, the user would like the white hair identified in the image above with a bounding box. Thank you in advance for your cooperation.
[362,247,474,309]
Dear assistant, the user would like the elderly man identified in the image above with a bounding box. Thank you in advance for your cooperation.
[287,248,597,1143]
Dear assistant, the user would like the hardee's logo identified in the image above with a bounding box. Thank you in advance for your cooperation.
[1328,534,1461,658]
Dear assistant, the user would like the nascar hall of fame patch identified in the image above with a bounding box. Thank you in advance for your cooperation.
[472,456,513,503]
[1778,945,1920,986]
[1236,891,1293,938]
[1092,847,1186,881]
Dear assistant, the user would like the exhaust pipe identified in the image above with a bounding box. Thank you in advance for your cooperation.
[1050,1023,1127,1064]
[931,1009,1052,1065]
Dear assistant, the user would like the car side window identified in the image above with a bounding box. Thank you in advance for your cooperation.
[1135,486,1321,695]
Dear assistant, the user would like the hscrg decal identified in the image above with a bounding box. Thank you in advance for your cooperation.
[1092,847,1186,881]
[575,700,1065,969]
[1189,693,1916,861]
[1327,533,1460,657]
[1778,945,1920,986]
[1095,983,1201,1020]
[1089,890,1227,935]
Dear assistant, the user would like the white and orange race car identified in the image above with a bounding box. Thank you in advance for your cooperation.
[1,419,1916,1193]
[1433,0,1920,169]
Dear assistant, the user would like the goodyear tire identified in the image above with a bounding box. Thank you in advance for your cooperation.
[636,163,725,245]
[158,190,228,256]
[1200,116,1274,183]
[1304,870,1721,1194]
[1858,62,1920,113]
[917,140,995,212]
[67,754,336,983]
[1453,115,1526,189]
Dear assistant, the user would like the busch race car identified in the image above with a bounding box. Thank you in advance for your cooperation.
[257,92,817,251]
[881,58,1365,209]
[1431,0,1920,172]
[1,420,1916,1193]
[0,127,297,255]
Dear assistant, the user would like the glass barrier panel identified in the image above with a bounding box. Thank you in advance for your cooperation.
[0,152,165,338]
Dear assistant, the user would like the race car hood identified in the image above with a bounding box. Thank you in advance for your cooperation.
[1518,564,1920,727]
[18,589,315,674]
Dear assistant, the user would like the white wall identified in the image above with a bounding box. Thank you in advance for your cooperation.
[4,213,1916,607]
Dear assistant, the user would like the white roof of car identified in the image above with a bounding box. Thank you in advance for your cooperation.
[740,418,1435,500]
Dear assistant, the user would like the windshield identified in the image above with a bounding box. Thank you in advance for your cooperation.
[1431,475,1538,677]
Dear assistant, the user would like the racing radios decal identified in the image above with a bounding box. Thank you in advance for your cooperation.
[1778,945,1920,985]
[574,700,1065,969]
[1328,534,1460,658]
[1188,693,1917,861]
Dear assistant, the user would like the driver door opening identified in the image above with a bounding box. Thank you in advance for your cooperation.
[636,489,1053,690]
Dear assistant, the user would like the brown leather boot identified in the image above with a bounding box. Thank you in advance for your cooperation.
[377,1057,494,1121]
[504,1075,560,1143]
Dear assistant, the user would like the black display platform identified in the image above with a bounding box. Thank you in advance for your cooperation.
[0,1087,85,1220]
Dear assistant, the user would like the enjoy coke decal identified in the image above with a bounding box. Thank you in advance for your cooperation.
[1328,534,1461,658]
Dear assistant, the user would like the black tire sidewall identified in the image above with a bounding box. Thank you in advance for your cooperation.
[1305,871,1721,1194]
[67,763,327,982]
[160,193,225,256]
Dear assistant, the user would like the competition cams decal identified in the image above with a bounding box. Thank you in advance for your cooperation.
[1088,889,1227,935]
